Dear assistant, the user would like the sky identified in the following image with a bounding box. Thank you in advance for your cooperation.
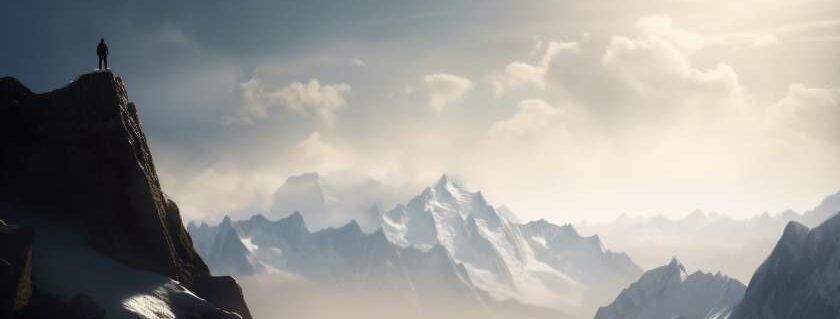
[2,0,839,224]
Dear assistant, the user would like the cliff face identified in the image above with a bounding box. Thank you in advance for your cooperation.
[0,72,250,318]
[731,213,840,319]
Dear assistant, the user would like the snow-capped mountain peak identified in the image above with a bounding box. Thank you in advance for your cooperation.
[379,176,642,316]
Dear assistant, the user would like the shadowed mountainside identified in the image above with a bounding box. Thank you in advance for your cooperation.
[0,71,251,318]
[732,210,840,319]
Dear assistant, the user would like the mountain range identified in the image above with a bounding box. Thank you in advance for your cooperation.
[191,175,643,318]
[192,172,840,319]
[578,191,840,281]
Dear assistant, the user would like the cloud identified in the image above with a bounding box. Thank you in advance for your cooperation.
[423,73,474,113]
[769,19,840,34]
[750,34,780,48]
[293,132,353,173]
[279,80,352,125]
[635,15,704,53]
[489,40,581,95]
[351,58,367,68]
[602,16,744,114]
[705,19,840,48]
[768,84,840,144]
[224,78,352,126]
[485,100,565,143]
[161,166,279,222]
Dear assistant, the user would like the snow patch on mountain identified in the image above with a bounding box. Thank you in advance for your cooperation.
[379,175,641,316]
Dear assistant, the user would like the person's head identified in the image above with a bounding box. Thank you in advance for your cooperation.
[100,38,104,43]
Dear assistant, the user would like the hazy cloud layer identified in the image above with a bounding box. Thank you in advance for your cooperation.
[3,0,839,224]
[423,73,474,113]
[225,78,351,126]
[489,40,580,95]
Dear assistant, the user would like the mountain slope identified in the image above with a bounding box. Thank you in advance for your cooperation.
[0,72,250,318]
[594,258,746,319]
[731,210,840,319]
[194,212,484,307]
[380,175,642,316]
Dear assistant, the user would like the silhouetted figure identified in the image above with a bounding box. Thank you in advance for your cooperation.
[97,38,109,70]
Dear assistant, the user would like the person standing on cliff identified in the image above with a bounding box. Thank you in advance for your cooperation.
[97,38,109,70]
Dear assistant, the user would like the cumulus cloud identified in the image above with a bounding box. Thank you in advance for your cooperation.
[224,78,351,126]
[423,73,474,113]
[602,16,744,116]
[768,84,840,144]
[489,40,581,95]
[485,100,565,143]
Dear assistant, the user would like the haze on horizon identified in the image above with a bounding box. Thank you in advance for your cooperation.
[2,0,839,224]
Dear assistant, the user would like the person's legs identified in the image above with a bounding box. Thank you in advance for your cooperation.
[98,58,102,70]
[104,57,108,69]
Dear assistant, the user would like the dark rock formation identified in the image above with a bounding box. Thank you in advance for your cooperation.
[0,72,251,318]
[731,212,840,319]
[0,224,33,316]
[16,292,106,319]
[0,71,197,282]
[192,276,253,319]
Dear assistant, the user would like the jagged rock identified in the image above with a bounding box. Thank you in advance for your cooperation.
[731,212,840,319]
[206,217,262,276]
[0,72,251,318]
[0,77,33,105]
[594,258,745,319]
[164,197,212,279]
[192,276,253,319]
[0,224,33,315]
[0,71,197,282]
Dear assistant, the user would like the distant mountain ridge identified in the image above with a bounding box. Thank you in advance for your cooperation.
[577,190,840,282]
[192,175,642,318]
[189,211,497,318]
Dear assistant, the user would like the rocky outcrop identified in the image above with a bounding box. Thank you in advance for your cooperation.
[0,71,199,282]
[0,72,251,318]
[594,258,745,319]
[731,212,840,319]
[0,223,33,316]
[192,276,253,319]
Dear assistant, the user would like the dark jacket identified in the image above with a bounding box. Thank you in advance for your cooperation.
[97,43,108,57]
